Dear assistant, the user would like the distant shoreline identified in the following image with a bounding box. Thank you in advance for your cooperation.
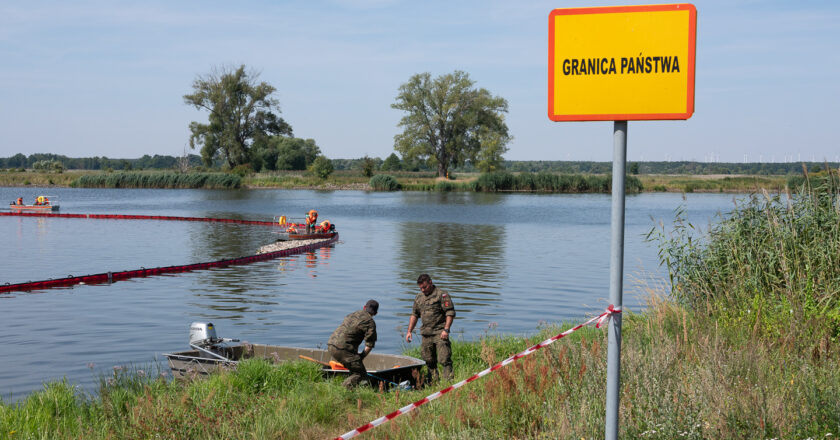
[0,169,794,193]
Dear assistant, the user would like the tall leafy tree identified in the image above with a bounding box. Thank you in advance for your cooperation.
[381,152,402,171]
[391,71,510,177]
[183,65,292,168]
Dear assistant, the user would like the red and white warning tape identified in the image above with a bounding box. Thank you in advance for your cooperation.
[334,304,621,439]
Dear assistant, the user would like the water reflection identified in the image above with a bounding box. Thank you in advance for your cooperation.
[186,223,336,320]
[397,221,505,319]
[398,191,506,207]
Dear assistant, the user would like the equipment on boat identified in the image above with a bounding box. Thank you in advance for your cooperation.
[273,221,337,241]
[9,196,60,212]
[163,323,424,388]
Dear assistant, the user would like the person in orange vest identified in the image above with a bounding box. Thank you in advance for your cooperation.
[318,220,331,233]
[43,197,50,205]
[305,210,318,232]
[16,197,23,205]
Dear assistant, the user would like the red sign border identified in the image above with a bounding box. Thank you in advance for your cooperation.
[548,3,697,122]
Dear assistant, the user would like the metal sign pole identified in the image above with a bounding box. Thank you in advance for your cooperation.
[605,120,627,439]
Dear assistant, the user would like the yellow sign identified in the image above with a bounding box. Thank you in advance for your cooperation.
[548,4,697,121]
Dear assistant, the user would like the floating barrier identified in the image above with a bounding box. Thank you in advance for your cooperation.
[1,211,337,294]
[334,305,621,440]
[0,211,282,226]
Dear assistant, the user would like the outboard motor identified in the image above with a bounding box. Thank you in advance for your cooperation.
[189,322,239,360]
[189,322,221,347]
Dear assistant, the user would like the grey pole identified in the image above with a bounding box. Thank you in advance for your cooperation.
[605,120,627,440]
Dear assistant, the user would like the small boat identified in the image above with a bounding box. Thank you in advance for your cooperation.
[9,204,60,212]
[274,221,337,241]
[163,323,424,388]
[288,231,337,240]
[9,197,60,212]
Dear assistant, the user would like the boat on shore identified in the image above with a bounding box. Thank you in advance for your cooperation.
[162,323,424,388]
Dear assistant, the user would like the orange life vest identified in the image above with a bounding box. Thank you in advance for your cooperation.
[318,220,331,232]
[306,210,318,225]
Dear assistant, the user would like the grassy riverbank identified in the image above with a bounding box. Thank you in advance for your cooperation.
[2,174,838,439]
[1,299,836,439]
[1,168,793,193]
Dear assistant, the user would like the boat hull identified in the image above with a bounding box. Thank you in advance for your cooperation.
[9,204,59,212]
[163,344,425,388]
[287,231,337,240]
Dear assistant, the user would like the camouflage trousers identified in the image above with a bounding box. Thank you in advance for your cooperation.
[421,334,452,382]
[328,345,367,389]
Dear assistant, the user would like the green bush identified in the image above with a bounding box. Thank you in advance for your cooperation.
[231,164,253,177]
[308,156,334,180]
[369,174,400,191]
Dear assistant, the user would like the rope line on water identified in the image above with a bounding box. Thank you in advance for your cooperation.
[0,211,283,226]
[1,211,336,293]
[334,305,621,440]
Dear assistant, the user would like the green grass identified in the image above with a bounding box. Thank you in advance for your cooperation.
[2,301,838,439]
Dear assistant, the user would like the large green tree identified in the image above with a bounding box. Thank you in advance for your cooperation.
[184,65,292,168]
[391,71,510,177]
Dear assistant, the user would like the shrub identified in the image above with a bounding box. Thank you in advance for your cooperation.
[308,156,334,180]
[231,164,253,177]
[369,174,400,191]
[360,156,376,178]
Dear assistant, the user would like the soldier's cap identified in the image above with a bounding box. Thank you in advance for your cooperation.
[364,300,379,315]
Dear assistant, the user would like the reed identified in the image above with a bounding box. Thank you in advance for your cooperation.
[638,175,788,193]
[474,171,642,193]
[647,169,840,340]
[71,172,241,189]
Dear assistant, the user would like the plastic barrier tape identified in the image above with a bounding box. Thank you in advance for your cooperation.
[334,305,621,439]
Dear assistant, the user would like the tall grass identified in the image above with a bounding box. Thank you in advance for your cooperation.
[71,172,241,189]
[3,310,837,439]
[474,171,642,193]
[648,170,840,340]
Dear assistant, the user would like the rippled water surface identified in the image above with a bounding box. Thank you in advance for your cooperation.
[0,187,739,400]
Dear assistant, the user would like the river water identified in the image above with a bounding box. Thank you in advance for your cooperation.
[0,187,740,401]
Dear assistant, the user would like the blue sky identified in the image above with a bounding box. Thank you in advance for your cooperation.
[1,0,838,162]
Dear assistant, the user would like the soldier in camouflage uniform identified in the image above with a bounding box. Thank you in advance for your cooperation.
[328,300,378,388]
[405,274,456,382]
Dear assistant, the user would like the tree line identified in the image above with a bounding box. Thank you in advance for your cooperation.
[2,152,834,177]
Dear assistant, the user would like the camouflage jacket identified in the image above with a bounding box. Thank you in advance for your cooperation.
[328,309,377,352]
[412,286,456,336]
